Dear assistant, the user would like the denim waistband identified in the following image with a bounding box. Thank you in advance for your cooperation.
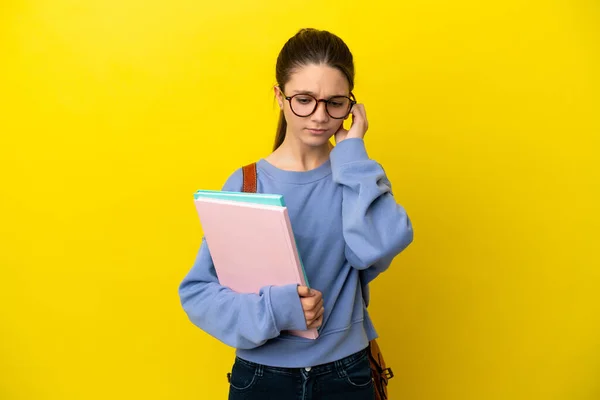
[235,346,369,376]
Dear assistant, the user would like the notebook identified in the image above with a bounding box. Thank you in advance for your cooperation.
[194,190,310,286]
[193,189,287,207]
[193,195,318,340]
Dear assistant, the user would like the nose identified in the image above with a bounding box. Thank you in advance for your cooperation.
[311,101,329,123]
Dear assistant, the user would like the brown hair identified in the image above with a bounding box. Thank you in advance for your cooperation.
[273,28,355,150]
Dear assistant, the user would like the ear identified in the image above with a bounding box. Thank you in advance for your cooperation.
[274,86,284,110]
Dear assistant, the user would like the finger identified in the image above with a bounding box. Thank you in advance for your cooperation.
[359,103,366,119]
[302,297,322,316]
[361,105,368,126]
[349,110,359,129]
[305,298,323,314]
[352,104,366,121]
[312,297,324,311]
[306,293,322,309]
[350,104,368,133]
[305,309,317,326]
[314,306,325,320]
[305,303,324,323]
[308,289,321,302]
[308,314,324,329]
[297,286,312,297]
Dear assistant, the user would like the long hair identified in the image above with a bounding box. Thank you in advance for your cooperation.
[273,28,355,151]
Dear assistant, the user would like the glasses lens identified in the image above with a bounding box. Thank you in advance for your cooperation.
[326,96,351,118]
[290,95,317,117]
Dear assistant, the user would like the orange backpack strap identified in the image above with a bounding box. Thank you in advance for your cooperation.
[242,163,257,193]
[369,339,393,400]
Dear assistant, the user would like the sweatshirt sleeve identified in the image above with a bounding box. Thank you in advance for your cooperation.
[330,138,414,274]
[178,168,308,350]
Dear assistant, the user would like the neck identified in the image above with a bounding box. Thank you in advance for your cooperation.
[267,133,333,172]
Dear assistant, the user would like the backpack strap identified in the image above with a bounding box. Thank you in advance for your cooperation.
[242,163,257,193]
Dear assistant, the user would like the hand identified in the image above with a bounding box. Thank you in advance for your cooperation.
[334,103,368,144]
[297,286,324,329]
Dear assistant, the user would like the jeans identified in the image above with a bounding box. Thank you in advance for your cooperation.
[227,347,375,400]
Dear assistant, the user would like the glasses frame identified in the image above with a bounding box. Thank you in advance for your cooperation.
[281,91,357,119]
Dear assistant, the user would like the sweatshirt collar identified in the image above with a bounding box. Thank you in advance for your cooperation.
[256,158,332,184]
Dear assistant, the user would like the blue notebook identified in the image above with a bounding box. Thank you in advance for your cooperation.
[193,189,286,207]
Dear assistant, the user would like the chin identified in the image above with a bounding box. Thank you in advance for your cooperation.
[303,134,333,148]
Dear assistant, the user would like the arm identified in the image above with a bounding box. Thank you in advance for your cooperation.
[330,138,414,274]
[178,169,308,349]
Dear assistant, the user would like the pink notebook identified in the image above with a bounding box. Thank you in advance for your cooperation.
[193,197,318,339]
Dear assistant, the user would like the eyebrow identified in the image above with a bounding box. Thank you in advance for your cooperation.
[291,90,349,98]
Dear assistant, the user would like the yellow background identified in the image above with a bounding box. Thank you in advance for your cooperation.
[1,1,599,399]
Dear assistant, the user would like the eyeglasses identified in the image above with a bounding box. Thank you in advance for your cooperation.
[282,91,356,119]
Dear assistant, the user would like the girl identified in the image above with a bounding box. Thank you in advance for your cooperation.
[179,28,413,400]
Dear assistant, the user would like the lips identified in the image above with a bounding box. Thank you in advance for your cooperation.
[307,128,328,134]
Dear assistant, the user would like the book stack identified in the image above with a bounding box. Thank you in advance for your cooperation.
[193,189,318,339]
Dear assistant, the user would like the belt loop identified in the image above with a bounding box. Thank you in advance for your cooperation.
[256,364,264,377]
[334,359,346,379]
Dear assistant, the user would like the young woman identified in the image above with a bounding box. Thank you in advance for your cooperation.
[179,28,413,400]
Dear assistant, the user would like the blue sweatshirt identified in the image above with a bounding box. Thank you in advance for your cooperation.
[179,138,413,368]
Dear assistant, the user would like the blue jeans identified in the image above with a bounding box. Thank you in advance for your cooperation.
[228,347,375,400]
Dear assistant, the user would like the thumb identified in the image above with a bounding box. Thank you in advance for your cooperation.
[297,285,313,297]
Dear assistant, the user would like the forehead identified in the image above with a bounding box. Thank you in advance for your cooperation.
[286,64,350,97]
